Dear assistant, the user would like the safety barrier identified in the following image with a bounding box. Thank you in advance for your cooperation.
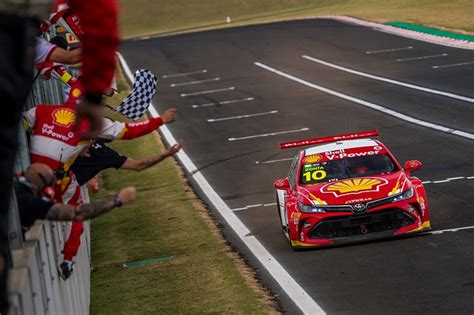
[7,67,91,314]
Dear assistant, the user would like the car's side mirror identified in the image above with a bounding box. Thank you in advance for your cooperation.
[404,160,422,176]
[274,178,290,190]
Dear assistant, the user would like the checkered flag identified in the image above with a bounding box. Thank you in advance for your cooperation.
[117,69,157,121]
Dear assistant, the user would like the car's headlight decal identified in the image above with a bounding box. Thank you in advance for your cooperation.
[391,186,414,203]
[298,201,326,213]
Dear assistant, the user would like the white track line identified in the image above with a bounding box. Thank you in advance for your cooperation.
[228,128,309,142]
[171,78,220,87]
[232,203,277,211]
[255,157,294,165]
[232,204,264,211]
[208,110,278,122]
[302,55,474,103]
[163,69,207,78]
[423,225,474,235]
[366,46,413,54]
[264,202,277,207]
[433,61,474,69]
[117,53,325,314]
[193,97,254,108]
[181,87,234,97]
[432,179,451,183]
[422,176,473,184]
[254,62,474,141]
[397,53,448,62]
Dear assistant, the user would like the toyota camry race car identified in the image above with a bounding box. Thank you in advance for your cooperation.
[274,130,430,249]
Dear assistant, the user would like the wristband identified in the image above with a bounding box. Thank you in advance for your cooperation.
[114,195,123,207]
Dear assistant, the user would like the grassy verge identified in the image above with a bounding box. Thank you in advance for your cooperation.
[89,76,276,314]
[119,0,474,38]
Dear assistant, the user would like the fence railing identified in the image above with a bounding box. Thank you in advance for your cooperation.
[7,63,91,315]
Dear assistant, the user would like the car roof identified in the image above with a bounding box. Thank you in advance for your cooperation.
[304,138,380,156]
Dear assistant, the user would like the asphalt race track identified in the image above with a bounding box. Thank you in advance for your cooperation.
[122,18,474,314]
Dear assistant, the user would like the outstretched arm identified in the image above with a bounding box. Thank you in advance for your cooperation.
[45,187,136,221]
[121,141,183,171]
[49,48,82,65]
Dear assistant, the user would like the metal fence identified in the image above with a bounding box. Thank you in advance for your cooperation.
[7,68,91,315]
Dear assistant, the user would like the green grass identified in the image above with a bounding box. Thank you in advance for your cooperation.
[90,78,275,314]
[119,0,474,38]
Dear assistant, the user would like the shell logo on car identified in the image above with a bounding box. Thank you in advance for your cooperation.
[311,196,328,205]
[321,177,388,197]
[291,212,302,219]
[275,179,286,187]
[53,108,76,127]
[302,154,322,164]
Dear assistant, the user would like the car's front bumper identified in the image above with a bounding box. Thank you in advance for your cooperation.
[289,201,430,248]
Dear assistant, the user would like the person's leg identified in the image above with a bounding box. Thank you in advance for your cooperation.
[60,220,84,279]
[0,13,36,313]
[62,220,84,261]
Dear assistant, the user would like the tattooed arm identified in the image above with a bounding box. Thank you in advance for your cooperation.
[46,198,115,221]
[45,187,136,221]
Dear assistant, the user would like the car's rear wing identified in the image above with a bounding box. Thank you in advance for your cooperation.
[280,130,379,149]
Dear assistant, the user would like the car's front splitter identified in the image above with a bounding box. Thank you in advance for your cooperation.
[290,220,431,249]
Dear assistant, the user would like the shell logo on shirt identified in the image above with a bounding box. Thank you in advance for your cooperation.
[71,87,82,98]
[321,177,388,197]
[53,108,76,127]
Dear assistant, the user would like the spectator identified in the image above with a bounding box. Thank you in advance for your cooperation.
[15,162,135,279]
[1,0,119,310]
[36,36,82,65]
[76,138,181,193]
[15,163,136,230]
[23,103,177,175]
[71,139,183,186]
[0,4,52,313]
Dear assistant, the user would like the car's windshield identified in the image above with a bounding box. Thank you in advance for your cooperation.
[300,154,397,185]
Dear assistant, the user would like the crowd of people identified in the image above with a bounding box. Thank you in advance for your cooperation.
[0,0,182,312]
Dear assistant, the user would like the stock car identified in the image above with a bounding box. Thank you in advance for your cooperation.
[274,130,431,249]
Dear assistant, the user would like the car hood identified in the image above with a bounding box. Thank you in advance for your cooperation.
[297,171,410,206]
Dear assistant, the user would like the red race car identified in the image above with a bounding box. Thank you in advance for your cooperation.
[274,130,430,249]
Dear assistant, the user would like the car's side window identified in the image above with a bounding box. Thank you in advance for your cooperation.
[288,154,300,189]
